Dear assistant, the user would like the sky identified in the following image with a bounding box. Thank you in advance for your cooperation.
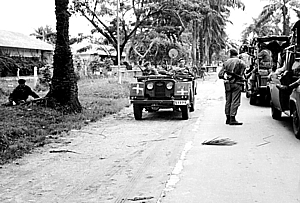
[226,0,268,42]
[0,0,90,37]
[0,0,278,41]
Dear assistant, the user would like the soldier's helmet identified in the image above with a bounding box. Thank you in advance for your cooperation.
[229,49,238,56]
[18,79,26,84]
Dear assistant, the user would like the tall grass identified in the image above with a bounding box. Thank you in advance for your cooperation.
[0,77,132,164]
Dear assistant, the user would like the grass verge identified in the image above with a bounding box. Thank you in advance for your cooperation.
[0,77,132,164]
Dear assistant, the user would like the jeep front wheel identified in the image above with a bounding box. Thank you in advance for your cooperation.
[190,102,195,112]
[133,104,143,120]
[190,91,195,112]
[181,105,189,120]
[292,108,300,139]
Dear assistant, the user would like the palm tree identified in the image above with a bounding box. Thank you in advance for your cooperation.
[257,0,300,36]
[30,25,56,44]
[242,16,282,40]
[198,0,245,65]
[46,0,82,113]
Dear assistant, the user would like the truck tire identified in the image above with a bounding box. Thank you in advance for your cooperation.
[292,108,300,139]
[181,105,189,120]
[246,91,250,98]
[264,93,271,107]
[271,102,281,120]
[133,104,143,120]
[249,94,256,105]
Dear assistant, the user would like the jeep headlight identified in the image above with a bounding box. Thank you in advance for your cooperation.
[147,82,154,90]
[166,82,173,90]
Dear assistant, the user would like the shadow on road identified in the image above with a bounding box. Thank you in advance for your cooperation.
[277,115,294,132]
[141,109,185,121]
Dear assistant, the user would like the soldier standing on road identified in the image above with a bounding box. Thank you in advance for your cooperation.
[218,49,247,125]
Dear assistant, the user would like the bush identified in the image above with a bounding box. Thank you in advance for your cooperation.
[0,56,46,77]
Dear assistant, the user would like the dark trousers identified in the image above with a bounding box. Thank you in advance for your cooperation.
[224,83,242,116]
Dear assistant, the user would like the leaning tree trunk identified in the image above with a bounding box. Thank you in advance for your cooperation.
[46,0,82,113]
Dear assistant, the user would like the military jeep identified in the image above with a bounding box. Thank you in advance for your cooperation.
[129,73,197,120]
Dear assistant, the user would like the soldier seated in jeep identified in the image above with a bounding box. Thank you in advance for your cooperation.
[142,62,158,76]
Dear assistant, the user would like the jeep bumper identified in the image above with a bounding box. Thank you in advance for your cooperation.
[130,100,190,106]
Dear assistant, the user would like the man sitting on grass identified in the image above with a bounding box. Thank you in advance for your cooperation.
[5,79,40,106]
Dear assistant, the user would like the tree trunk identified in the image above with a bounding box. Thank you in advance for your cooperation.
[282,4,289,35]
[192,20,198,67]
[46,0,82,113]
[208,46,213,65]
[199,28,204,67]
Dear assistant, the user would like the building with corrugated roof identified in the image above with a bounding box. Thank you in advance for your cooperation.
[0,30,54,64]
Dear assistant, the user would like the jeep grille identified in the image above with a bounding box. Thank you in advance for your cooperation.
[155,82,165,97]
[145,81,174,99]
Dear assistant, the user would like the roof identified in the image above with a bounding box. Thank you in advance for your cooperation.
[254,36,289,43]
[0,30,54,51]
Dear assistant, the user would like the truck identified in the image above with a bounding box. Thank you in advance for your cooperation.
[246,36,290,105]
[268,20,300,138]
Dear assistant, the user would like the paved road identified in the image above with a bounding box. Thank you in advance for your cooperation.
[159,73,300,203]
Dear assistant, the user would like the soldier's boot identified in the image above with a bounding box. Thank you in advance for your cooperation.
[229,116,243,125]
[226,115,230,124]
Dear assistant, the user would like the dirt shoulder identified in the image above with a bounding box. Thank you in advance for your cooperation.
[0,104,195,202]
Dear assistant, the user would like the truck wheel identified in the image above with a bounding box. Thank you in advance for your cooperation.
[249,95,256,105]
[264,93,271,107]
[246,91,250,98]
[292,108,300,139]
[271,102,281,120]
[133,104,143,120]
[181,105,189,120]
